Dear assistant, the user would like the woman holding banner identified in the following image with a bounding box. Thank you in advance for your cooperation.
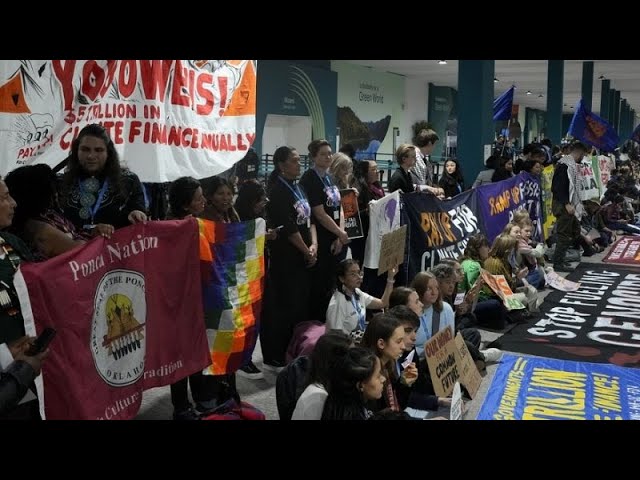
[58,124,147,239]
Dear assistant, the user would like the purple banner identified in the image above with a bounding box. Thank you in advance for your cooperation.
[475,172,542,243]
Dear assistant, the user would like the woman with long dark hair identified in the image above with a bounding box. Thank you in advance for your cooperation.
[438,158,465,198]
[58,124,147,238]
[5,164,86,261]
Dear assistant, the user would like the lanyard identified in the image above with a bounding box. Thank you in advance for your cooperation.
[350,294,366,331]
[313,167,333,188]
[80,179,110,223]
[278,176,305,202]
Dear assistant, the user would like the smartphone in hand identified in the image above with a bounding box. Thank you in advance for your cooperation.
[25,328,56,356]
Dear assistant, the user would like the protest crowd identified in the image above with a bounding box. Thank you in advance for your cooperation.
[2,118,639,421]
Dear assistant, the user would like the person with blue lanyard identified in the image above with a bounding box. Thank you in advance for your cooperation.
[326,259,397,344]
[261,146,318,370]
[299,139,350,323]
[58,124,147,239]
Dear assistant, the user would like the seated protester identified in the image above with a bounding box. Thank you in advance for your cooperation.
[603,194,640,235]
[291,330,352,420]
[512,209,532,227]
[439,258,479,330]
[408,274,454,359]
[368,408,415,420]
[326,260,397,343]
[388,305,451,412]
[437,158,465,198]
[431,264,501,369]
[582,198,614,246]
[511,220,546,289]
[458,234,508,329]
[484,233,538,312]
[321,347,385,420]
[361,313,408,413]
[5,165,87,261]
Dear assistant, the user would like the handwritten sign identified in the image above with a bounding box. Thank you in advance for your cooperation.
[425,327,482,398]
[378,225,406,276]
[480,269,525,310]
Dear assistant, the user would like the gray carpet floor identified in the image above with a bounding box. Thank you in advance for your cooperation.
[136,251,606,420]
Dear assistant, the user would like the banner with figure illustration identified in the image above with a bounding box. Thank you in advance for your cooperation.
[477,354,640,420]
[197,218,265,376]
[403,190,480,280]
[475,172,542,243]
[14,219,210,420]
[0,60,256,182]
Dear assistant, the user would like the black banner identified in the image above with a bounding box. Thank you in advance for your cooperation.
[493,264,640,368]
[403,190,480,280]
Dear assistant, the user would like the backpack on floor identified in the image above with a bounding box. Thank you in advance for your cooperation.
[200,398,266,421]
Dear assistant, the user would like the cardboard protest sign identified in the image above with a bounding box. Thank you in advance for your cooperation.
[480,269,525,310]
[378,225,406,276]
[424,327,482,398]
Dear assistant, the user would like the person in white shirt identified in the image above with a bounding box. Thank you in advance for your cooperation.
[291,330,352,420]
[326,259,397,343]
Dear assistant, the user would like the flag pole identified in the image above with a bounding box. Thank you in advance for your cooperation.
[500,118,512,157]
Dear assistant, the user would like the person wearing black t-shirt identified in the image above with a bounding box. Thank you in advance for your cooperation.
[261,146,317,368]
[299,139,350,322]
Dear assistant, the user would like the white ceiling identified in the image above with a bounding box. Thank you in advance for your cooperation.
[346,60,640,116]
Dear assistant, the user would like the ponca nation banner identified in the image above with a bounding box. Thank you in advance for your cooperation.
[14,219,211,420]
[0,60,256,182]
[477,354,640,420]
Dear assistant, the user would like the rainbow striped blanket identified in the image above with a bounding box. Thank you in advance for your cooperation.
[197,218,265,375]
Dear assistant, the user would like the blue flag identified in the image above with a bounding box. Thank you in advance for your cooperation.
[568,99,619,152]
[631,122,640,143]
[493,86,514,121]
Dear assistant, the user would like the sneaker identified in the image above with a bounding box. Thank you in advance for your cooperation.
[480,348,503,363]
[173,407,200,421]
[237,360,264,380]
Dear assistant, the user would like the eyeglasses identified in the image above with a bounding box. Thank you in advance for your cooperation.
[348,271,365,278]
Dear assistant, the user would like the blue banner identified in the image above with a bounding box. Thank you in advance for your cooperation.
[475,172,543,243]
[403,190,480,280]
[493,86,514,122]
[477,354,640,420]
[568,99,619,152]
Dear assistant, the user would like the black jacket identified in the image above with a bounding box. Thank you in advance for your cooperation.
[388,168,415,194]
[0,360,36,416]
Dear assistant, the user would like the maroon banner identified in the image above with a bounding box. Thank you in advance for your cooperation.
[603,236,640,266]
[15,219,211,420]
